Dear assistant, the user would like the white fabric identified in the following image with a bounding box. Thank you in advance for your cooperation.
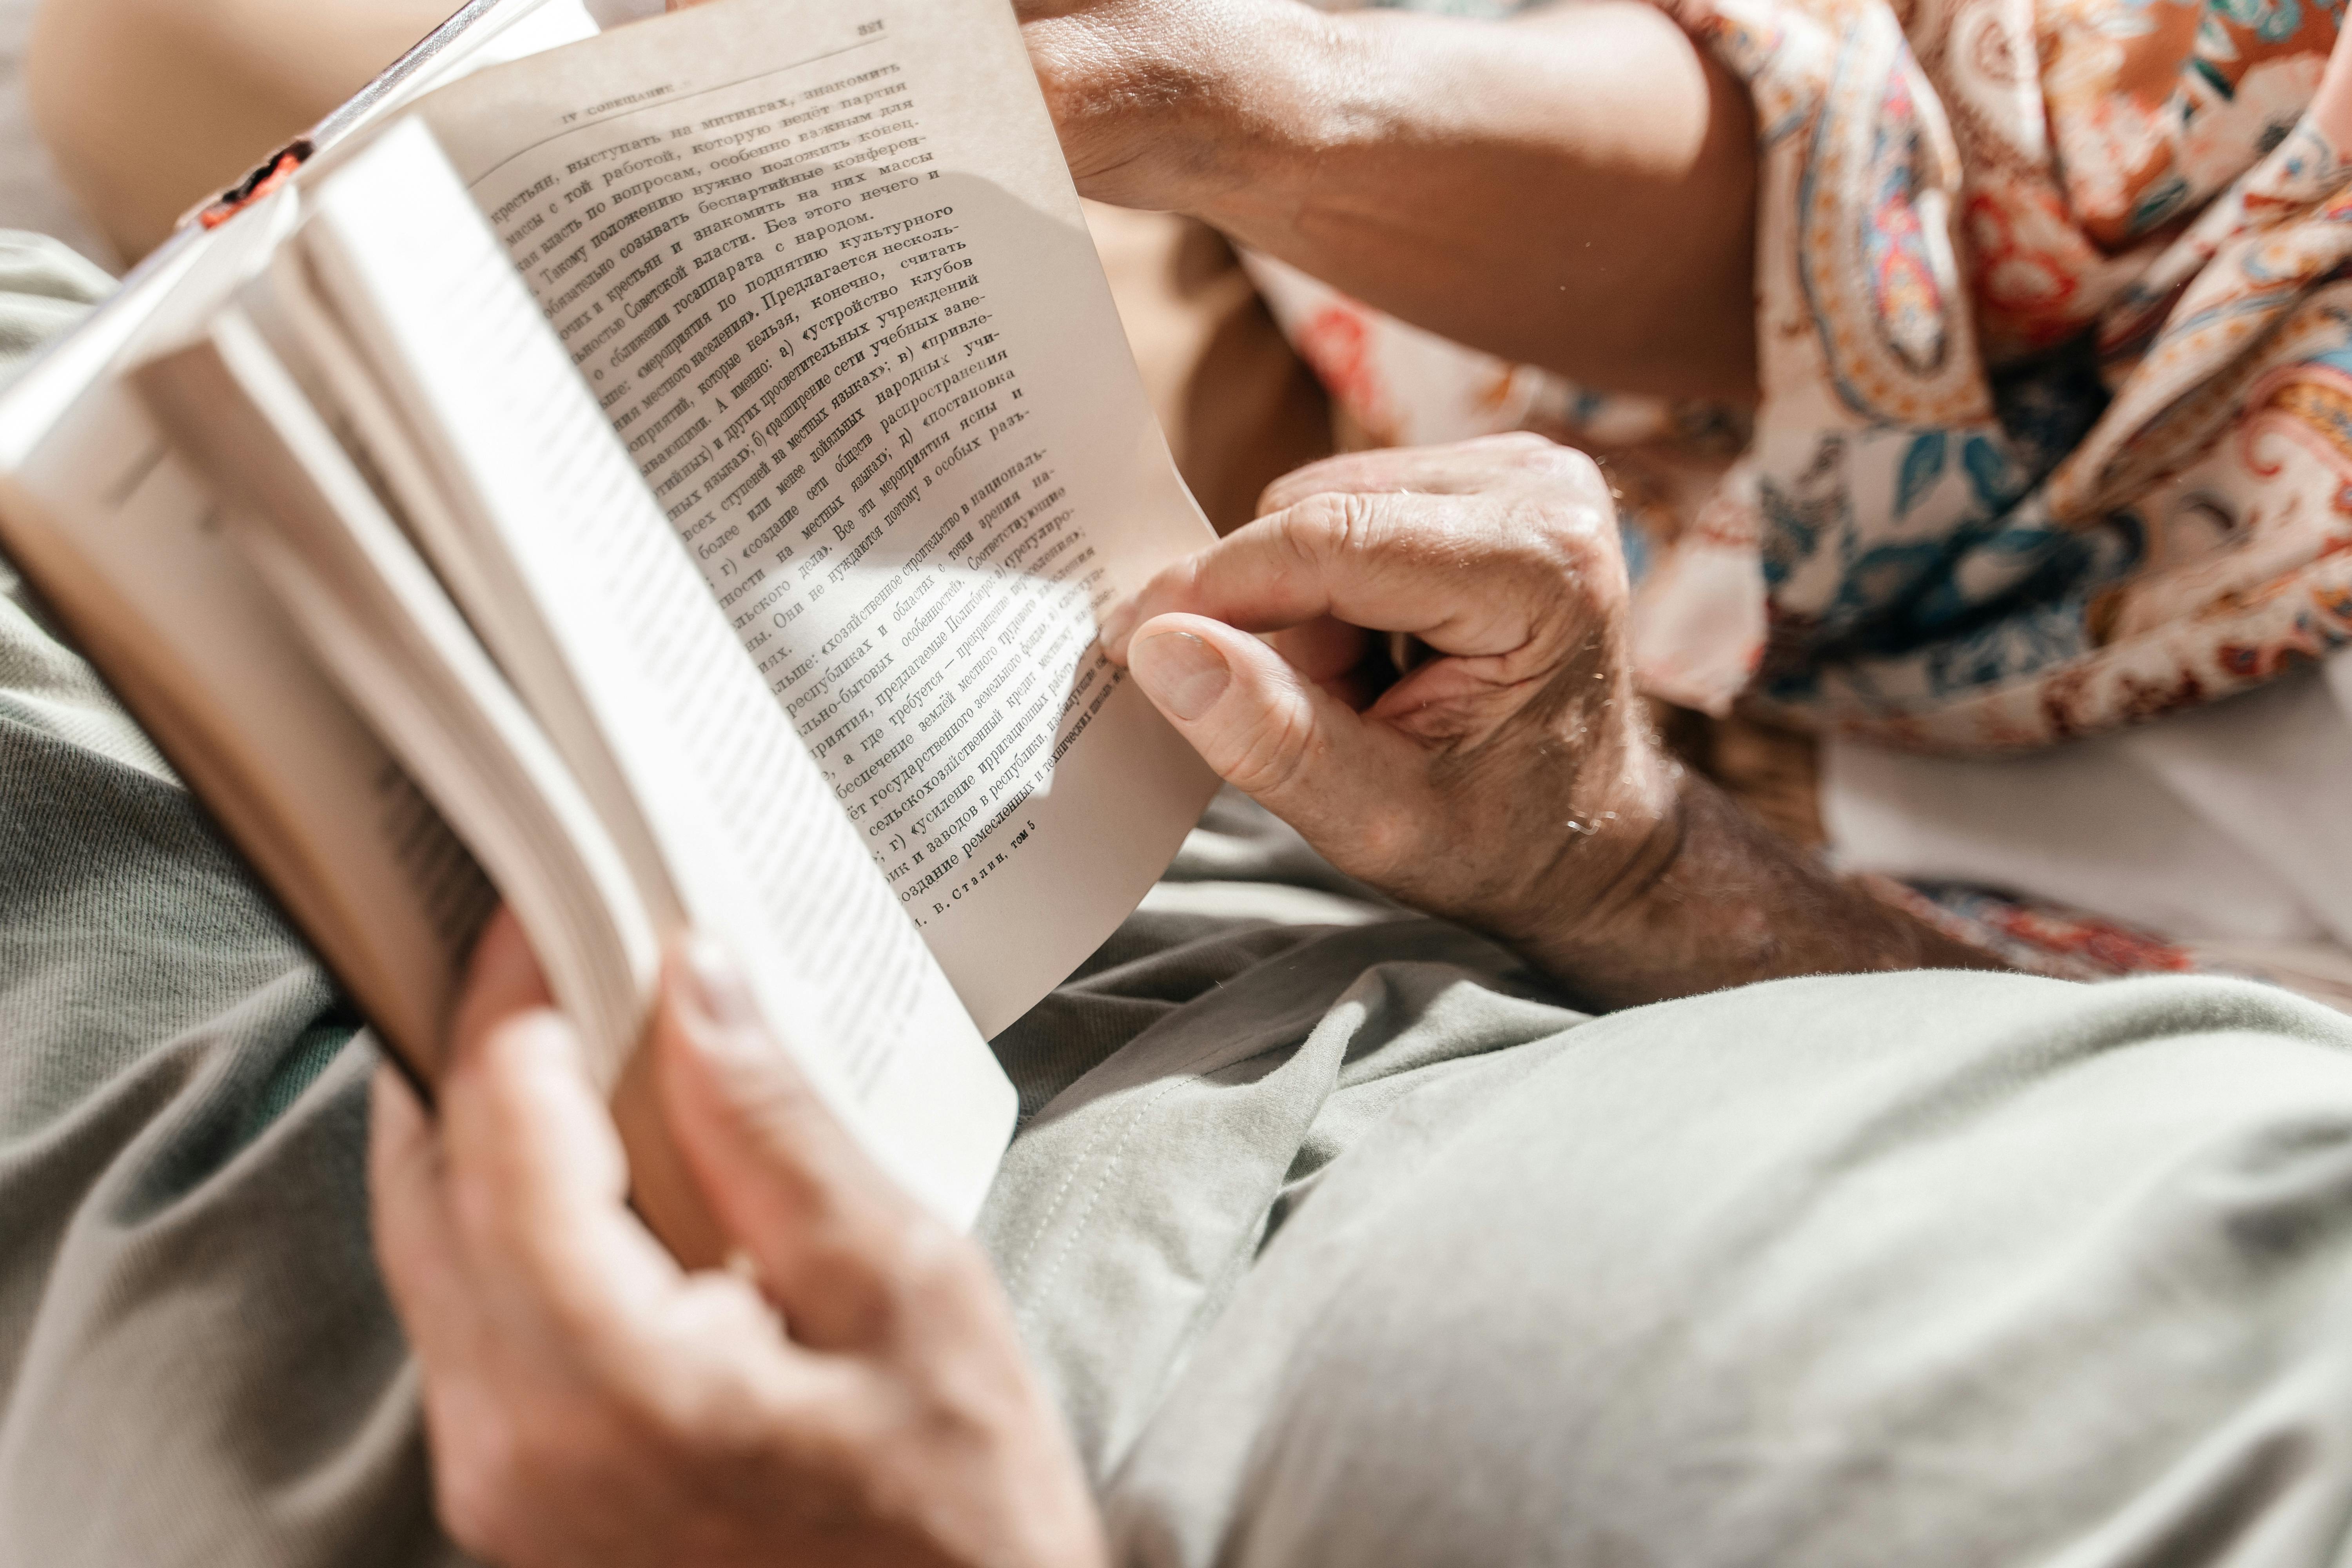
[1825,649,2352,953]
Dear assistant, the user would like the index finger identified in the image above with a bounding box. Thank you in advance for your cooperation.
[1255,432,1584,516]
[434,915,691,1367]
[369,1060,475,1368]
[1101,489,1568,665]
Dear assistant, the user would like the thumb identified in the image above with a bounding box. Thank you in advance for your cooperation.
[1127,612,1433,871]
[653,936,920,1350]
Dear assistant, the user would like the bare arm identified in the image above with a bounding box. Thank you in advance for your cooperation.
[1512,768,2006,1012]
[1101,436,2003,1010]
[1023,0,1761,401]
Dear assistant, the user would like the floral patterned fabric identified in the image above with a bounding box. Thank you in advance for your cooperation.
[1254,0,2352,752]
[1878,877,2352,1009]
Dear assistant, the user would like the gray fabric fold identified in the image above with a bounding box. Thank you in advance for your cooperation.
[0,230,110,388]
[16,227,2352,1568]
[980,916,1571,1476]
[1099,972,2352,1568]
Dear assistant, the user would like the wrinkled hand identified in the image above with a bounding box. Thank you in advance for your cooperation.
[1102,434,1683,989]
[370,911,1105,1568]
[1107,434,2007,1000]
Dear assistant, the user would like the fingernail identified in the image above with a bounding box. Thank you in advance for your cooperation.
[677,933,761,1035]
[1098,595,1141,655]
[1131,631,1230,721]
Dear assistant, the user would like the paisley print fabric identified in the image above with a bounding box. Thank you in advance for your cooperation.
[1252,0,2352,751]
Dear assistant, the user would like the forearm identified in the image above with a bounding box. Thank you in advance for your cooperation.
[1509,772,2010,1010]
[1027,0,1760,399]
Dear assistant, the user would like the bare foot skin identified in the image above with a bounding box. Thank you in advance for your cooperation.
[27,0,456,260]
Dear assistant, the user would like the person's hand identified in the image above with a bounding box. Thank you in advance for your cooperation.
[369,911,1106,1568]
[1103,434,2005,1004]
[1102,434,1682,993]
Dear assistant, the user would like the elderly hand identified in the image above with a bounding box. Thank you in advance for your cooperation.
[1103,434,1680,991]
[369,911,1105,1568]
[1103,434,2003,1004]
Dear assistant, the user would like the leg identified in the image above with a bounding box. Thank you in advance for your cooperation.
[1080,967,2352,1565]
[25,0,453,261]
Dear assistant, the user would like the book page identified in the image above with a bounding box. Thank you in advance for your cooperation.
[298,123,1012,1226]
[0,0,627,1076]
[138,308,661,1078]
[409,0,1218,1034]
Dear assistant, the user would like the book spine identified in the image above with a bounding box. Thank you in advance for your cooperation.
[196,143,313,230]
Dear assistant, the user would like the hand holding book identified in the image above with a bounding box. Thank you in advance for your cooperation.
[371,907,1109,1568]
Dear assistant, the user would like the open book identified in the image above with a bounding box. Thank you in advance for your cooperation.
[0,0,1218,1244]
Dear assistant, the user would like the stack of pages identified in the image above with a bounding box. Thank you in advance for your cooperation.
[0,0,1218,1239]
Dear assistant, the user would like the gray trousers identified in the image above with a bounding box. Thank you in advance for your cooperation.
[10,239,2352,1567]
